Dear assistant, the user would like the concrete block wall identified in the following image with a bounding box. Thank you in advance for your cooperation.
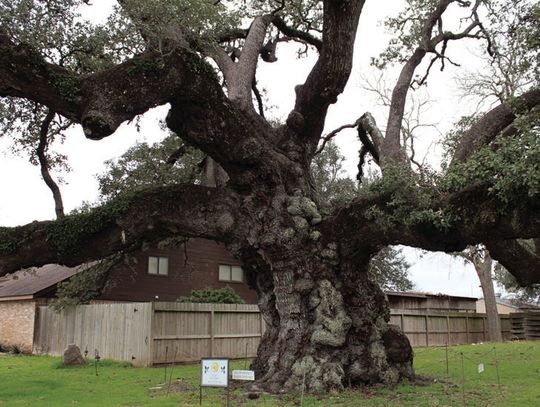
[0,300,36,353]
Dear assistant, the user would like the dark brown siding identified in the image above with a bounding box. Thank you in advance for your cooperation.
[99,238,258,304]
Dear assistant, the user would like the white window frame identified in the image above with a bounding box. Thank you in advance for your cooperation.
[218,264,244,282]
[148,256,169,276]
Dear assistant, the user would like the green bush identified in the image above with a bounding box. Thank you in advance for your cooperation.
[10,344,24,355]
[0,342,10,353]
[177,287,245,304]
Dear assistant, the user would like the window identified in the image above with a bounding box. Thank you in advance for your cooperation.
[148,256,169,276]
[219,264,244,282]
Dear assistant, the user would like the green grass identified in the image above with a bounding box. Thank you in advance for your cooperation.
[0,342,539,406]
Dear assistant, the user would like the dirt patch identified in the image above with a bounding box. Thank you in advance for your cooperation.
[148,379,189,397]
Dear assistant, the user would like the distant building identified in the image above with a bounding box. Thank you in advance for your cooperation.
[476,296,520,315]
[386,291,477,313]
[476,296,540,314]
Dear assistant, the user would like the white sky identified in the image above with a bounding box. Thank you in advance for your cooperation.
[0,0,501,298]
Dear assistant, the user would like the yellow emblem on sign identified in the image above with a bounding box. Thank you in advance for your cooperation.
[211,362,220,373]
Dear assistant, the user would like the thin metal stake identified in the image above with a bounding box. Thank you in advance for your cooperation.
[94,349,100,377]
[166,348,178,396]
[445,343,449,376]
[445,343,450,395]
[164,346,169,383]
[460,352,466,407]
[199,385,202,405]
[300,367,306,407]
[493,346,501,390]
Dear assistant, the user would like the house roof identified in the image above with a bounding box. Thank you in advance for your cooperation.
[385,290,477,301]
[0,264,84,301]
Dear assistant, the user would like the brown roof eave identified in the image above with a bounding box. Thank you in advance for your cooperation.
[0,295,35,302]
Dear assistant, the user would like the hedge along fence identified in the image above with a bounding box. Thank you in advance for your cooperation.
[34,302,264,367]
[34,303,511,366]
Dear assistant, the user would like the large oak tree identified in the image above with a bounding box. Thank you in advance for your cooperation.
[1,0,539,392]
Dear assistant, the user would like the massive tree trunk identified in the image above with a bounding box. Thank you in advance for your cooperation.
[243,243,413,392]
[217,183,414,391]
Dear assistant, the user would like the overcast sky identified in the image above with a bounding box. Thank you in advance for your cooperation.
[0,0,498,298]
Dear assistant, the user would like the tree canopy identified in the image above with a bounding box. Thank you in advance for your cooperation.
[1,0,539,393]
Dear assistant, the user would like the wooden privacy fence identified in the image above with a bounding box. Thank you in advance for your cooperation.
[34,303,512,366]
[34,302,264,367]
[389,310,512,347]
[151,302,264,364]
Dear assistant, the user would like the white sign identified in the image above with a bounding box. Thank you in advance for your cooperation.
[201,359,229,387]
[232,370,255,381]
[478,363,484,373]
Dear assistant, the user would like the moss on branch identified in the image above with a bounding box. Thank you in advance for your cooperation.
[45,193,135,262]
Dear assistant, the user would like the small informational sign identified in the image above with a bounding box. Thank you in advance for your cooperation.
[201,358,229,387]
[478,363,484,374]
[232,370,255,381]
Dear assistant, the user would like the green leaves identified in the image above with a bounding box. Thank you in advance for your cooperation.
[311,140,359,214]
[96,134,203,202]
[177,286,245,304]
[368,246,414,291]
[443,110,540,205]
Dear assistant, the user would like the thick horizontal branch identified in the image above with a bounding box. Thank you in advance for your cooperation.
[0,30,81,121]
[487,240,540,285]
[330,180,540,260]
[0,29,227,141]
[452,88,540,163]
[0,185,241,276]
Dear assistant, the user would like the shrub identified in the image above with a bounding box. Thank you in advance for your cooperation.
[177,287,245,304]
[10,344,25,355]
[0,342,10,353]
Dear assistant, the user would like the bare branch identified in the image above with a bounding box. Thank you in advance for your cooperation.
[271,15,323,51]
[315,120,360,155]
[383,0,489,164]
[252,78,266,118]
[37,110,65,219]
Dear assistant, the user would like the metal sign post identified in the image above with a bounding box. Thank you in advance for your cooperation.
[200,358,229,406]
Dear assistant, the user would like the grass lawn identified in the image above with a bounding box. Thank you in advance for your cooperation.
[1,341,539,406]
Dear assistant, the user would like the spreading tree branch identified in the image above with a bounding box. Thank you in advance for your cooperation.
[291,0,366,152]
[487,240,540,285]
[451,88,540,164]
[383,0,486,165]
[331,180,540,261]
[0,185,241,276]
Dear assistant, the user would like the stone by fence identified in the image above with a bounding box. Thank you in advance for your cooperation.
[34,302,512,366]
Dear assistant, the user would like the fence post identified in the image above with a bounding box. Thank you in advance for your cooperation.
[425,315,430,346]
[446,315,451,345]
[209,310,215,357]
[465,315,469,344]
